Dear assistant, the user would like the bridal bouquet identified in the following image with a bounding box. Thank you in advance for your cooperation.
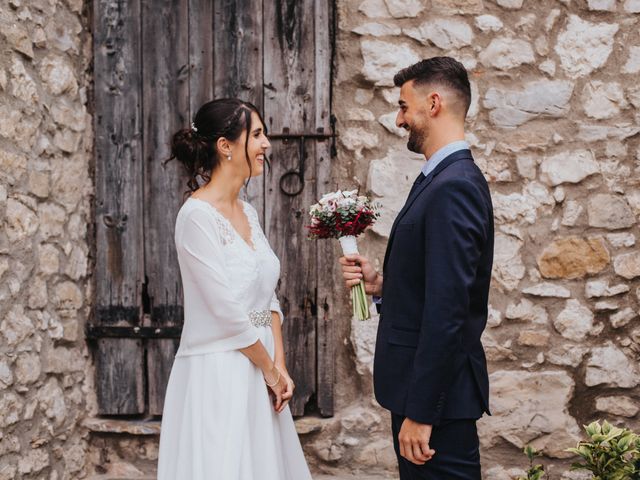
[307,190,379,320]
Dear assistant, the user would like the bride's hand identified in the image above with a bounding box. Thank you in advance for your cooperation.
[263,365,288,411]
[277,371,295,413]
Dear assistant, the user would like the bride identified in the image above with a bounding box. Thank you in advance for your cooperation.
[157,98,312,480]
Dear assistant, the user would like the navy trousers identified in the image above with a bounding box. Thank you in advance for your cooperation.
[391,414,481,480]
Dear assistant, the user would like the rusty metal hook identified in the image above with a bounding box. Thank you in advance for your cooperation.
[279,136,306,197]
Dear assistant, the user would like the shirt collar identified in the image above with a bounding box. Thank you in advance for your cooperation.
[421,140,470,178]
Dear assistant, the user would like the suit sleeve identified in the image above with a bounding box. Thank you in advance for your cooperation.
[404,178,489,425]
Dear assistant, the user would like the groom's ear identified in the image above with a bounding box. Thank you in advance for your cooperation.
[427,91,442,117]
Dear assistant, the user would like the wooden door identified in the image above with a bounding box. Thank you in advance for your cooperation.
[91,0,335,417]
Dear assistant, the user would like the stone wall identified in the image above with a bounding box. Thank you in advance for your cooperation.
[0,0,94,478]
[323,0,640,478]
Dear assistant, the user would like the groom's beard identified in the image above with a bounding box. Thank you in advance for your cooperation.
[406,126,425,154]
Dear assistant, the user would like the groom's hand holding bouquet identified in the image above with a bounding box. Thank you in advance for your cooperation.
[339,254,382,296]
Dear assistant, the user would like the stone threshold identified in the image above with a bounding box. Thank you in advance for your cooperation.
[83,418,161,436]
[83,414,333,436]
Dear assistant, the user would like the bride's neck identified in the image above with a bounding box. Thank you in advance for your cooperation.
[198,169,245,209]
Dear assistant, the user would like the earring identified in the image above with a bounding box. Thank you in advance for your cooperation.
[227,155,231,161]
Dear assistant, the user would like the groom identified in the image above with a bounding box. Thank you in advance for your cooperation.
[340,57,494,479]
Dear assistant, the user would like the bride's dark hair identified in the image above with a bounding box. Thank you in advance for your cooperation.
[169,98,266,192]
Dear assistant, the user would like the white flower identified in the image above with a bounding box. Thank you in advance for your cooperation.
[311,189,378,221]
[337,197,355,208]
[320,191,341,204]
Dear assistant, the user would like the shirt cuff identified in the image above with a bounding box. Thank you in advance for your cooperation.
[372,296,382,304]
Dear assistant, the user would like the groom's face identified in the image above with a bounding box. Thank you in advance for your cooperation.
[396,81,430,155]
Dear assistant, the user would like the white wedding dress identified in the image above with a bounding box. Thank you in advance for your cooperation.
[157,197,312,480]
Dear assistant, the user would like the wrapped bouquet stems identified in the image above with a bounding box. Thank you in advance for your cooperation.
[338,235,370,320]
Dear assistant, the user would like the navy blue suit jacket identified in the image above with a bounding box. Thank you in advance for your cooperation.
[374,149,494,426]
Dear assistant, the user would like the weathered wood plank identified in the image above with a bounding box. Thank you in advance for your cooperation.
[94,0,144,321]
[188,0,214,120]
[213,0,265,221]
[315,141,334,418]
[93,0,145,414]
[213,0,263,105]
[268,140,318,417]
[264,0,317,416]
[148,337,181,415]
[282,315,316,415]
[314,0,333,132]
[95,339,145,414]
[314,0,335,417]
[141,0,190,415]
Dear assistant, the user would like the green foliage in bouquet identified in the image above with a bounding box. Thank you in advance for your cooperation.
[567,421,640,480]
[518,446,547,480]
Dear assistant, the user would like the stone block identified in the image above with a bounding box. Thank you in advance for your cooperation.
[384,0,423,17]
[587,0,616,10]
[479,38,534,70]
[475,15,503,32]
[540,150,599,186]
[555,15,618,78]
[484,80,574,128]
[587,194,635,230]
[595,395,639,417]
[614,251,640,279]
[39,54,78,96]
[522,282,571,298]
[518,330,550,347]
[582,81,627,119]
[478,370,581,459]
[404,19,473,50]
[610,307,637,328]
[586,342,640,388]
[553,299,595,341]
[361,39,419,86]
[538,236,610,279]
[492,233,526,291]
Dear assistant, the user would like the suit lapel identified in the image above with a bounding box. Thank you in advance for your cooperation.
[382,150,474,274]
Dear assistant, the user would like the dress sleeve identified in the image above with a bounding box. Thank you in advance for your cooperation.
[270,292,284,324]
[177,207,259,350]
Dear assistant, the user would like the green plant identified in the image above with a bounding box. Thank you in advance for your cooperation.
[518,445,547,480]
[566,420,640,480]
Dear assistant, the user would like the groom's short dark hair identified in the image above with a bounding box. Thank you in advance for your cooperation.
[394,57,472,117]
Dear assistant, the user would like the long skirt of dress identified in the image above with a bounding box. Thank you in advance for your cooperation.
[157,326,312,480]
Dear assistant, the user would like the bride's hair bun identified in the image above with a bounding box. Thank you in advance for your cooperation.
[170,128,214,192]
[168,98,264,192]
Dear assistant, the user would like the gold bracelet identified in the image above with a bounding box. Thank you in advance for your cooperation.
[264,367,281,387]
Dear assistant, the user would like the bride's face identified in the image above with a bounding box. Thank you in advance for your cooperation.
[232,111,270,179]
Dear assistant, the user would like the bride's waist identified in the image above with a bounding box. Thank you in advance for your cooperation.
[176,317,274,358]
[183,307,272,325]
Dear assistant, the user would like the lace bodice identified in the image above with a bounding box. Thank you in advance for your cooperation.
[173,198,283,357]
[206,199,262,248]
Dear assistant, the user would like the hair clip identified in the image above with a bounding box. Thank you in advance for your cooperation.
[191,122,198,133]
